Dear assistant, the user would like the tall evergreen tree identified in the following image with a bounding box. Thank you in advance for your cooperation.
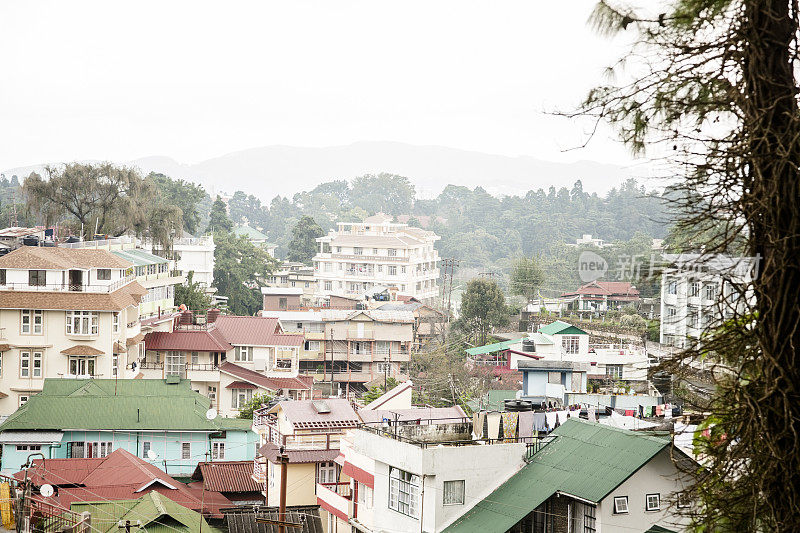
[287,216,324,264]
[206,195,233,234]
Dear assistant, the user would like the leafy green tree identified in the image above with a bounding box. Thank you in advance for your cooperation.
[236,392,274,420]
[287,216,324,264]
[454,278,510,345]
[174,271,212,311]
[361,377,399,405]
[148,173,207,235]
[510,256,545,302]
[206,196,233,234]
[24,163,181,248]
[350,173,415,215]
[212,232,278,316]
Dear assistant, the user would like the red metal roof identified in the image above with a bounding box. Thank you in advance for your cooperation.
[225,380,258,390]
[17,449,231,518]
[219,362,313,392]
[215,316,304,347]
[144,327,232,352]
[562,281,640,298]
[258,443,340,464]
[192,461,262,492]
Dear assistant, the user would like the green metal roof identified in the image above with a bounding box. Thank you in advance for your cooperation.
[71,492,223,533]
[645,526,677,533]
[0,379,249,432]
[528,332,553,345]
[465,339,519,356]
[443,419,671,533]
[234,225,270,241]
[112,249,167,267]
[537,320,588,336]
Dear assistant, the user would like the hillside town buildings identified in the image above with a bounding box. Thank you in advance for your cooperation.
[312,213,440,304]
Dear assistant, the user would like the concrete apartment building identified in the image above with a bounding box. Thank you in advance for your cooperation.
[660,254,756,348]
[312,213,440,304]
[151,232,216,290]
[262,309,415,395]
[264,262,316,306]
[0,246,148,416]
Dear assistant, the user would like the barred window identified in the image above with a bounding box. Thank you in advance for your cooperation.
[389,467,420,518]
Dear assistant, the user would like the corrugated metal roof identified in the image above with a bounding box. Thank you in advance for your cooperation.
[144,328,233,352]
[112,249,168,267]
[443,419,671,532]
[219,362,313,392]
[268,399,359,430]
[0,379,249,432]
[258,443,340,465]
[71,491,222,533]
[537,320,588,336]
[0,246,132,269]
[224,506,323,533]
[215,316,304,346]
[465,339,519,356]
[193,461,262,492]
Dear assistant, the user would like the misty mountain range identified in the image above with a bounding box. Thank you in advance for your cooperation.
[2,141,639,200]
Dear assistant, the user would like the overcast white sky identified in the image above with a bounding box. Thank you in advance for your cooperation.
[0,1,637,170]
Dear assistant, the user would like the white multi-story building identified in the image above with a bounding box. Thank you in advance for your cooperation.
[659,254,756,348]
[0,246,147,415]
[151,233,215,290]
[313,214,440,304]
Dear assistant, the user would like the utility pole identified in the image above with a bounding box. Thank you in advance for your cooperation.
[440,258,461,325]
[278,448,289,533]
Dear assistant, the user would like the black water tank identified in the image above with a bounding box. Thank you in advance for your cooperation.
[22,236,39,246]
[522,339,536,353]
[66,235,81,243]
[504,399,533,412]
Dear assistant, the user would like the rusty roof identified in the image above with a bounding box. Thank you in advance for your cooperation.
[0,246,132,269]
[61,345,105,356]
[258,443,340,464]
[0,281,146,311]
[219,362,313,392]
[224,506,323,533]
[215,316,304,347]
[192,461,262,492]
[144,328,232,352]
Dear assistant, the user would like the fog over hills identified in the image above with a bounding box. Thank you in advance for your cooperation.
[3,141,638,200]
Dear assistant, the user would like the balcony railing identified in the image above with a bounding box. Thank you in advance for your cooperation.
[138,361,164,370]
[346,329,374,340]
[318,482,352,499]
[0,275,135,293]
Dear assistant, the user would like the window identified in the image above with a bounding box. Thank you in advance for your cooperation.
[165,351,184,376]
[97,269,111,281]
[22,310,43,334]
[29,270,45,286]
[443,480,465,505]
[324,281,332,291]
[18,395,29,407]
[677,492,691,509]
[208,386,217,403]
[704,283,717,300]
[304,340,320,351]
[112,312,120,334]
[316,461,338,484]
[357,482,373,508]
[376,362,393,375]
[232,388,253,409]
[212,441,225,459]
[388,249,397,257]
[99,442,112,457]
[69,357,96,377]
[613,496,629,514]
[667,279,677,295]
[182,442,191,460]
[583,504,596,533]
[191,351,199,364]
[606,364,623,380]
[401,266,406,274]
[66,311,99,335]
[646,493,661,511]
[354,247,363,255]
[235,346,253,362]
[279,297,287,310]
[147,264,157,275]
[389,467,420,518]
[112,354,119,377]
[16,445,42,451]
[666,306,677,318]
[20,351,42,378]
[562,335,580,355]
[388,266,397,276]
[0,269,5,285]
[372,248,378,255]
[275,357,292,369]
[689,281,700,297]
[142,441,152,458]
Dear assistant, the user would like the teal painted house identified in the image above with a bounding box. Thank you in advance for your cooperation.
[0,379,257,475]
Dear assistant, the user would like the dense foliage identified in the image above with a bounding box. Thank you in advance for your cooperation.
[454,278,510,344]
[287,216,324,264]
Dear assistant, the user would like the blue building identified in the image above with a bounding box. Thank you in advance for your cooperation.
[0,378,257,475]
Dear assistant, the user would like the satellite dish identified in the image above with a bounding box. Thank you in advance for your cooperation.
[206,409,218,421]
[147,449,158,460]
[40,484,54,498]
[516,390,523,400]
